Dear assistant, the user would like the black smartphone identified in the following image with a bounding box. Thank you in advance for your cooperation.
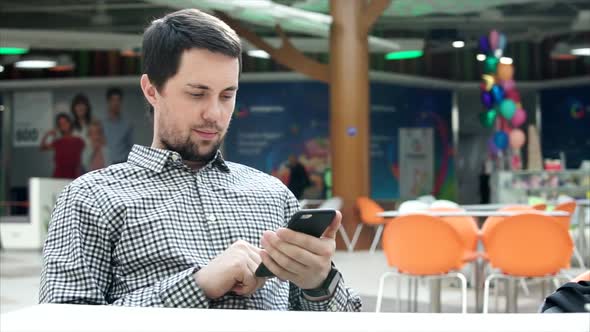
[255,209,336,278]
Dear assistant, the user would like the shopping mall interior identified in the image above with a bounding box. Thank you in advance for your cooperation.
[0,1,589,331]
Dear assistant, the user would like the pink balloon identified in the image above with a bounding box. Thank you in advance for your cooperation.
[489,30,500,50]
[501,79,515,91]
[511,108,527,127]
[509,128,526,149]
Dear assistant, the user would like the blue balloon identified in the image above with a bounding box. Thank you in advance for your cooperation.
[493,131,509,150]
[481,91,494,109]
[491,85,504,104]
[479,36,490,54]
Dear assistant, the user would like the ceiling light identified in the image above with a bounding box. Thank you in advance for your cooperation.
[0,47,29,55]
[476,54,486,61]
[247,50,270,59]
[500,57,513,65]
[385,50,423,60]
[571,48,590,56]
[452,40,465,48]
[0,65,4,73]
[15,59,56,69]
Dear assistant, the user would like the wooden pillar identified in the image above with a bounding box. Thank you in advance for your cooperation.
[330,0,371,249]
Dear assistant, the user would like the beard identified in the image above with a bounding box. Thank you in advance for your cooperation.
[160,123,225,163]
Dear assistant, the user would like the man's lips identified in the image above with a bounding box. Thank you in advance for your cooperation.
[193,129,218,140]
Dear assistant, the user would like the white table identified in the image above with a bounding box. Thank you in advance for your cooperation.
[378,211,570,218]
[1,304,589,332]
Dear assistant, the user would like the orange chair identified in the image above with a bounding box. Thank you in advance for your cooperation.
[376,214,468,313]
[428,207,479,259]
[481,213,574,313]
[554,201,586,269]
[350,197,389,253]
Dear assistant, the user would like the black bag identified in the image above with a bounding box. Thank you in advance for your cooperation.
[541,281,590,313]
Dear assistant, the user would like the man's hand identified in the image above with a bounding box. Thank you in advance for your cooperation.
[260,211,341,290]
[193,240,266,299]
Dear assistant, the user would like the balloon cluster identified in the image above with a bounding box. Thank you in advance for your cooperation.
[478,30,526,166]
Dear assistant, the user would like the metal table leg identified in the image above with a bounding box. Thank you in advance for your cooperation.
[430,279,442,313]
[505,278,518,313]
[475,258,484,312]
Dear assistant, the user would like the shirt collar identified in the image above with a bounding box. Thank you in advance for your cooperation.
[127,145,230,173]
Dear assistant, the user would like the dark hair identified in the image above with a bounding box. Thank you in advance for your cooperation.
[142,8,242,93]
[70,93,92,130]
[55,113,72,127]
[106,87,123,100]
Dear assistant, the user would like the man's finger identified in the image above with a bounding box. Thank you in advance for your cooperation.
[321,210,342,239]
[260,250,296,282]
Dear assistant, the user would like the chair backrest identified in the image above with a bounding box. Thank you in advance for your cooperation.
[382,214,465,275]
[319,197,343,210]
[428,206,479,252]
[482,213,573,277]
[430,199,460,209]
[553,201,577,229]
[356,197,385,225]
[398,200,429,213]
[481,204,536,236]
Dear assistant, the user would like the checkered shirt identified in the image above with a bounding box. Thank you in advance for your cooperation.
[40,145,362,311]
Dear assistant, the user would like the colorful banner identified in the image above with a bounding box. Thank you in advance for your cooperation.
[399,128,434,198]
[225,81,455,200]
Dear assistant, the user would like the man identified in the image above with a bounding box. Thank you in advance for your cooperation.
[40,113,85,179]
[287,155,310,200]
[103,87,133,164]
[40,9,361,311]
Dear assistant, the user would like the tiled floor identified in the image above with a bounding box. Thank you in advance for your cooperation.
[0,250,583,314]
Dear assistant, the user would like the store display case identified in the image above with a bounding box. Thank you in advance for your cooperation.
[491,170,590,204]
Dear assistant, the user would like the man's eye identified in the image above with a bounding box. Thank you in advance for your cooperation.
[190,93,204,98]
[221,95,233,100]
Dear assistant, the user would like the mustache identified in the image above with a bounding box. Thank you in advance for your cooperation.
[192,122,223,132]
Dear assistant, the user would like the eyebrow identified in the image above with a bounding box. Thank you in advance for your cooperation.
[186,83,238,92]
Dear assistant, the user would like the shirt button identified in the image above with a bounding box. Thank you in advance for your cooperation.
[171,155,179,162]
[206,214,217,222]
[329,304,338,312]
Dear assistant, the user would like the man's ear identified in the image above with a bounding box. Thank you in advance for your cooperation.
[140,74,158,107]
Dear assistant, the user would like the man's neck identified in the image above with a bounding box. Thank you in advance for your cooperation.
[183,160,208,171]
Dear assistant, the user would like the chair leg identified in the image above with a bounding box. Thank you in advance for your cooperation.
[349,224,364,252]
[407,277,413,312]
[337,226,353,252]
[521,278,530,296]
[397,274,402,312]
[369,224,384,254]
[452,272,468,314]
[484,274,502,313]
[376,271,395,312]
[413,277,419,312]
[573,247,587,269]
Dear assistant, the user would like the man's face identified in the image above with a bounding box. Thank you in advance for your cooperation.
[108,95,122,115]
[151,48,239,162]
